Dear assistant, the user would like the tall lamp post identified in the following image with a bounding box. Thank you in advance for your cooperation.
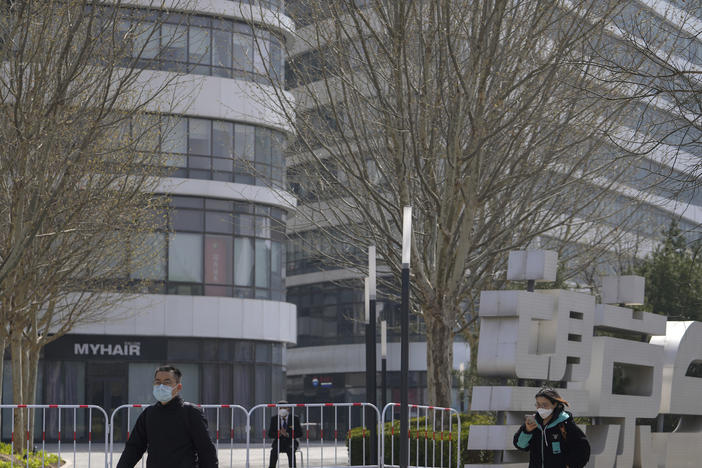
[399,206,412,468]
[381,320,387,410]
[365,245,377,464]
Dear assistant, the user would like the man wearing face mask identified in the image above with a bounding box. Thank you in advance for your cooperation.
[116,365,218,468]
[267,401,301,468]
[513,387,590,468]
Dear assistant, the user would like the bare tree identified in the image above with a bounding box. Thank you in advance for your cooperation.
[585,2,702,206]
[244,0,661,407]
[0,0,192,447]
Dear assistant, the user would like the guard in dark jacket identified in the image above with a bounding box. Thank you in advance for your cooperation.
[513,388,590,468]
[116,366,218,468]
[267,402,301,468]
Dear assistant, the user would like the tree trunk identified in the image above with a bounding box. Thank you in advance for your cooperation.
[25,341,40,445]
[10,331,26,454]
[425,312,454,407]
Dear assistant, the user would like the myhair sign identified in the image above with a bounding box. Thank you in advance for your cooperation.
[73,342,141,357]
[467,250,702,468]
[43,335,167,361]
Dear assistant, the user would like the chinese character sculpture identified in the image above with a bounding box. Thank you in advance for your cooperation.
[467,250,702,467]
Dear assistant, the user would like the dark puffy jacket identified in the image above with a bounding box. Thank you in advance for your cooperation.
[116,396,218,468]
[513,409,590,468]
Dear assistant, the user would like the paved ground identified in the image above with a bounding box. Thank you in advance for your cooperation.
[37,442,352,468]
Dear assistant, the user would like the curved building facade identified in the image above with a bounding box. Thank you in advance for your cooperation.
[1,0,295,442]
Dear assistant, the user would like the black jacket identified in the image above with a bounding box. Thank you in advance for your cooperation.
[513,408,589,468]
[116,396,218,468]
[267,414,301,448]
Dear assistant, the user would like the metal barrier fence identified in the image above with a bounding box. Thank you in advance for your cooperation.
[109,403,249,468]
[247,402,381,468]
[0,404,109,468]
[380,403,461,468]
[1,402,460,468]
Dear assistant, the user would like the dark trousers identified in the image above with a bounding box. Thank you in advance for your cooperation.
[269,442,297,468]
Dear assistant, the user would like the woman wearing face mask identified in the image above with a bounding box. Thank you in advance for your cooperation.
[513,388,590,468]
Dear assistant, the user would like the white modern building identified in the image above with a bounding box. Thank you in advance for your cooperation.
[1,0,296,442]
[281,0,702,408]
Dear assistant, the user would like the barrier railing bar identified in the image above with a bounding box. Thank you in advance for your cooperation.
[305,405,309,468]
[42,408,46,468]
[440,409,444,468]
[230,407,235,468]
[88,407,92,468]
[334,405,338,466]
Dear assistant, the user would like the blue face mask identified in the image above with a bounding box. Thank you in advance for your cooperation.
[153,384,175,403]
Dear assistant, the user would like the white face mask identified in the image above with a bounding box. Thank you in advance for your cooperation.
[153,384,174,403]
[536,408,553,419]
[279,409,289,418]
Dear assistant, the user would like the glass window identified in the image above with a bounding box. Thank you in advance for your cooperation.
[133,114,160,152]
[235,124,255,161]
[212,29,232,71]
[205,235,233,284]
[233,32,253,72]
[130,232,167,280]
[128,362,161,403]
[171,363,200,403]
[162,116,187,154]
[168,233,203,282]
[254,365,271,405]
[189,26,211,64]
[256,343,272,363]
[236,214,255,236]
[255,239,270,288]
[255,215,270,238]
[253,34,270,75]
[206,199,233,211]
[161,23,187,64]
[172,196,203,209]
[213,121,234,158]
[235,342,254,361]
[132,22,160,59]
[234,237,254,286]
[173,208,203,231]
[206,211,234,234]
[189,118,212,155]
[271,241,283,291]
[233,364,253,406]
[255,127,271,163]
[270,38,282,81]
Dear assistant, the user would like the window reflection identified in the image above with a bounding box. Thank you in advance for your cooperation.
[143,197,288,300]
[111,9,284,83]
[124,114,284,186]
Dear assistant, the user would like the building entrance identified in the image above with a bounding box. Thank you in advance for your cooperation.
[86,362,128,442]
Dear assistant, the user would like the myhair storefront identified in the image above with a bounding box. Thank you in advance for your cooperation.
[1,334,286,442]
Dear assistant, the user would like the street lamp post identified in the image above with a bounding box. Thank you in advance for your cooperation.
[366,246,377,464]
[400,206,412,468]
[381,320,387,410]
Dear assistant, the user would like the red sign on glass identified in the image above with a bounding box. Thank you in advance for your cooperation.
[205,236,232,284]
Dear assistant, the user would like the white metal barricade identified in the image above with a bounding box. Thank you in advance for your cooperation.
[381,403,461,468]
[0,404,110,468]
[109,403,248,468]
[248,402,381,468]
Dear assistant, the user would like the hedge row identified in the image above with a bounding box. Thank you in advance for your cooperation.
[0,443,61,468]
[348,412,494,466]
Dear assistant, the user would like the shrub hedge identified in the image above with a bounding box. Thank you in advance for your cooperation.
[348,412,494,466]
[0,443,61,468]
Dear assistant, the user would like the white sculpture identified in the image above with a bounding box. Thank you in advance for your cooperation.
[467,250,702,468]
